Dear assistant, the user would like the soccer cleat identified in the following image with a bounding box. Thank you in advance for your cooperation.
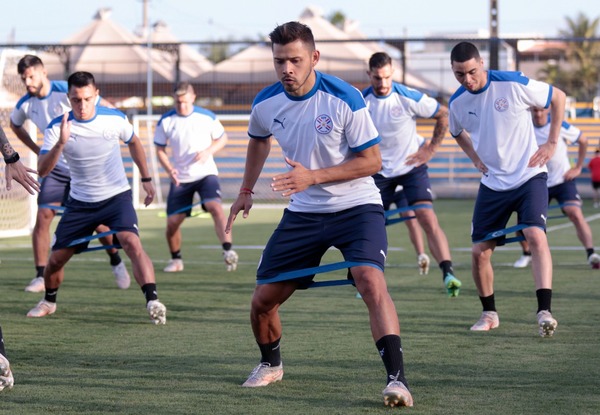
[0,354,14,392]
[147,300,167,325]
[163,259,184,273]
[417,253,430,275]
[444,274,461,297]
[513,254,532,268]
[26,299,57,318]
[242,362,284,387]
[383,381,413,408]
[588,253,600,269]
[470,311,500,331]
[223,249,239,272]
[111,262,131,289]
[537,310,557,337]
[24,276,45,293]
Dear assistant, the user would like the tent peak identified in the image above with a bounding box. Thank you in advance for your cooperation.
[94,7,113,20]
[300,5,324,19]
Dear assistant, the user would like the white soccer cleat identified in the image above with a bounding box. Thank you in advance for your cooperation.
[588,253,600,269]
[26,299,57,318]
[111,262,131,289]
[242,362,283,387]
[470,311,499,331]
[383,380,413,407]
[417,253,430,275]
[223,249,239,272]
[24,276,45,293]
[163,259,184,273]
[147,300,167,325]
[0,354,14,392]
[513,255,532,268]
[537,310,558,337]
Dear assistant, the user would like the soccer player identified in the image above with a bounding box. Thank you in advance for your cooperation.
[448,42,566,337]
[0,125,40,392]
[10,55,130,292]
[589,149,600,208]
[26,71,167,325]
[154,82,238,273]
[363,52,461,296]
[226,22,413,408]
[513,107,600,269]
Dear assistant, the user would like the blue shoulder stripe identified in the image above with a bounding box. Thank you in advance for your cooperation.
[157,109,177,126]
[252,82,285,108]
[318,72,366,112]
[50,80,68,93]
[489,70,529,85]
[192,106,217,119]
[392,82,423,102]
[15,93,33,110]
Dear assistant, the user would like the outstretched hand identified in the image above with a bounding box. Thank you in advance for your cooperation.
[5,161,40,194]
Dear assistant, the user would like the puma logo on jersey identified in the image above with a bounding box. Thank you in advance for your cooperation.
[273,118,286,129]
[468,110,478,117]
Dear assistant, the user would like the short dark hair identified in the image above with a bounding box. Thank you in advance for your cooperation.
[450,42,481,64]
[67,71,96,90]
[368,52,392,71]
[174,81,194,96]
[269,21,315,50]
[17,54,44,75]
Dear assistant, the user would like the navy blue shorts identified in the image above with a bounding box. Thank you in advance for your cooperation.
[392,189,409,209]
[548,180,581,205]
[472,173,548,245]
[166,175,221,216]
[38,165,70,206]
[257,204,387,287]
[52,190,139,252]
[374,165,433,209]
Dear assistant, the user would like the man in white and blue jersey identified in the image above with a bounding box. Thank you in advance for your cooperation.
[363,52,461,296]
[448,42,566,337]
[225,22,412,408]
[513,107,600,269]
[10,55,129,293]
[26,71,167,325]
[154,82,238,273]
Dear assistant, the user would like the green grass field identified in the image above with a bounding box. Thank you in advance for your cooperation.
[1,200,599,414]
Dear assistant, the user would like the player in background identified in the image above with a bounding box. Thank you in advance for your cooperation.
[154,82,238,273]
[588,149,600,208]
[226,22,413,407]
[10,55,130,292]
[513,107,600,269]
[26,71,166,325]
[449,41,566,337]
[363,51,461,296]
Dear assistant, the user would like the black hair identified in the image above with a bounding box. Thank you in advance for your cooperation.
[17,54,44,75]
[368,52,392,71]
[67,71,96,90]
[269,21,315,50]
[450,42,481,64]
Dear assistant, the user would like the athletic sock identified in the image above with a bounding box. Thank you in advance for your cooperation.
[522,251,532,256]
[376,334,408,388]
[0,326,6,357]
[141,283,158,303]
[222,242,232,251]
[35,266,45,278]
[44,288,58,303]
[536,289,552,313]
[480,294,496,312]
[586,248,595,259]
[439,260,454,280]
[171,250,182,260]
[258,337,281,366]
[108,251,122,266]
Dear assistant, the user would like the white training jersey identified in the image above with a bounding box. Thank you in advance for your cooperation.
[363,82,439,177]
[248,71,382,213]
[534,118,581,187]
[449,70,552,191]
[41,107,134,202]
[153,106,225,183]
[11,80,71,171]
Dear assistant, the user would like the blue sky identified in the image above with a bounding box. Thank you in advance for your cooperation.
[2,0,595,43]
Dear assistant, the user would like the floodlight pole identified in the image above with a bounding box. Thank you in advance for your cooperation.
[489,0,499,70]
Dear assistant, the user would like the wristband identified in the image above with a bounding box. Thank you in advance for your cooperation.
[239,187,254,194]
[4,152,20,164]
[141,177,152,183]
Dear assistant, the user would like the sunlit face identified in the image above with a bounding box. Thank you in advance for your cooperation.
[20,65,47,97]
[272,39,319,97]
[68,84,98,121]
[174,91,195,116]
[531,107,550,127]
[367,64,394,97]
[451,57,487,92]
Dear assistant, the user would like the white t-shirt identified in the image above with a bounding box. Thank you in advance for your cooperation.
[534,118,581,187]
[248,71,382,213]
[363,82,439,177]
[449,70,553,191]
[41,107,134,202]
[153,106,225,183]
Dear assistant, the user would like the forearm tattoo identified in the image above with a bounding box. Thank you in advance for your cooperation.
[0,127,17,158]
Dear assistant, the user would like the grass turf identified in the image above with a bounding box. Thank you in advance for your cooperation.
[0,200,599,414]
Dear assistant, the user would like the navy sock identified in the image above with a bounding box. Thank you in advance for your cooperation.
[108,251,122,266]
[222,242,232,251]
[141,283,158,303]
[36,266,45,278]
[44,288,58,303]
[171,251,182,260]
[258,338,281,366]
[586,248,595,258]
[480,294,496,312]
[376,335,408,388]
[536,289,552,313]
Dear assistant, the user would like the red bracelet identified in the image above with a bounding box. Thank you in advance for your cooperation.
[239,187,254,194]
